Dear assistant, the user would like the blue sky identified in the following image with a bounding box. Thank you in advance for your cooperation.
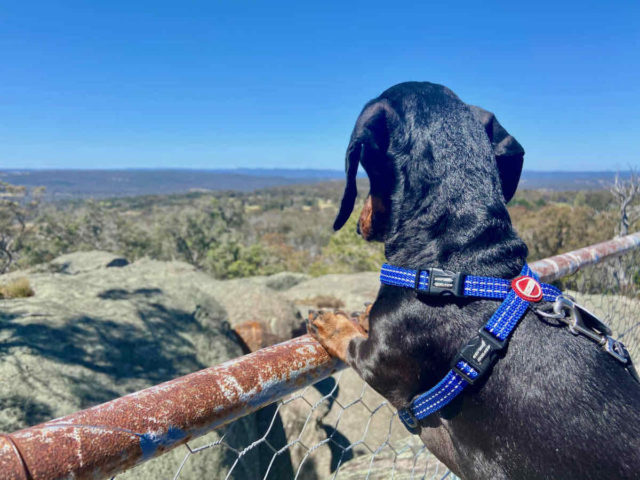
[0,1,638,171]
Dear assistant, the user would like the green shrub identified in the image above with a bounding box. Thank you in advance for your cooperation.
[309,212,385,276]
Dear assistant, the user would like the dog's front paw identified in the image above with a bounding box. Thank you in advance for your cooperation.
[307,309,366,361]
[353,303,373,333]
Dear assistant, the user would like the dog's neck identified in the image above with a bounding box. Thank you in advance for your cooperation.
[383,180,527,279]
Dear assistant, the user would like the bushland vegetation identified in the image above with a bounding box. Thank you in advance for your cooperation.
[0,178,637,280]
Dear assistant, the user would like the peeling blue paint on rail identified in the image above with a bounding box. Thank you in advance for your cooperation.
[139,426,186,460]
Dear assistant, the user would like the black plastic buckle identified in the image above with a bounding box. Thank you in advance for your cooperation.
[398,408,420,434]
[415,268,466,297]
[451,328,507,384]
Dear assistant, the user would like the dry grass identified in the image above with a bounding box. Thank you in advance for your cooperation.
[0,277,34,299]
[297,295,345,309]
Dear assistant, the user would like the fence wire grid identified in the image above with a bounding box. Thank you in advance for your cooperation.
[105,249,640,480]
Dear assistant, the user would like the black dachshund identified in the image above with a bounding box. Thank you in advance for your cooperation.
[307,81,640,479]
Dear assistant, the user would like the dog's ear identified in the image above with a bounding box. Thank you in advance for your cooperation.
[333,101,393,231]
[470,106,524,203]
[333,142,364,231]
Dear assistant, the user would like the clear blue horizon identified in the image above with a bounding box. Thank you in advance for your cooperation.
[1,1,638,171]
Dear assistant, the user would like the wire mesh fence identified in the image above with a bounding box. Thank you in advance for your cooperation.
[111,359,454,480]
[108,248,640,480]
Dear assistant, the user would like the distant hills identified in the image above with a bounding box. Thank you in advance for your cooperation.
[0,169,344,200]
[0,168,627,200]
[517,171,622,191]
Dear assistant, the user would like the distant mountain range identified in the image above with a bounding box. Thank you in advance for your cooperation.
[0,168,628,200]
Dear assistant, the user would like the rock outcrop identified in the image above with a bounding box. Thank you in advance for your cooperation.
[0,252,298,478]
[0,251,418,479]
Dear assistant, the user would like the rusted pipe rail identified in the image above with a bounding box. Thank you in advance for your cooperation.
[0,336,342,480]
[2,232,640,479]
[531,232,640,282]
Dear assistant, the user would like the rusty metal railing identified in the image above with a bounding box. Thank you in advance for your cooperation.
[2,232,640,480]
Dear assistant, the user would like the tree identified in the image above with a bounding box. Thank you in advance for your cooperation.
[160,197,246,269]
[609,170,640,236]
[607,170,640,292]
[0,181,44,273]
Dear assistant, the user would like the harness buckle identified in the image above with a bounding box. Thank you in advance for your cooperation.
[451,328,506,384]
[415,268,466,297]
[398,408,420,433]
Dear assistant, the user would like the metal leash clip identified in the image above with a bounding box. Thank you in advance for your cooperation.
[533,294,575,322]
[604,336,630,364]
[534,295,636,370]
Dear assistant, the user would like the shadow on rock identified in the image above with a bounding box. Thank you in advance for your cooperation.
[97,288,163,300]
[0,304,223,406]
[318,423,355,472]
[0,394,53,432]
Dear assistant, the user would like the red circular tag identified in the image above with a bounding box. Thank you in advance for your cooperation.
[511,276,543,302]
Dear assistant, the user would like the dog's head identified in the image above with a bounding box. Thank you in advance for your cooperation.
[333,82,524,244]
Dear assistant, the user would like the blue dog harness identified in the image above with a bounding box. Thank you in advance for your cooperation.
[379,262,637,433]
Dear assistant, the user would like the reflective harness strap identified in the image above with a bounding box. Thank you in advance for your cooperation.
[380,263,561,303]
[380,263,562,433]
